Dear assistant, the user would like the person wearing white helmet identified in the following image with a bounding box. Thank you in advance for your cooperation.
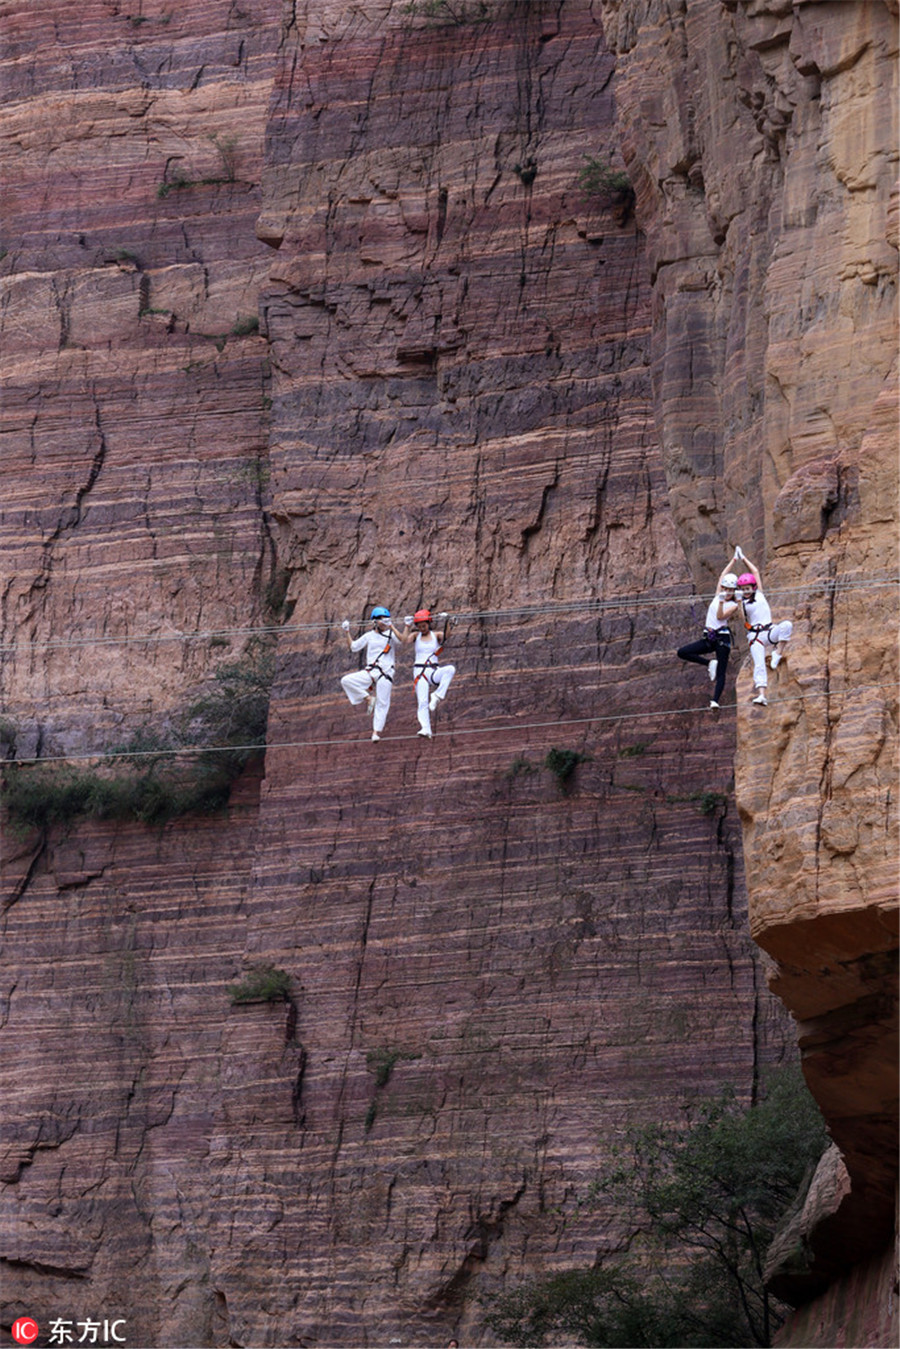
[731,548,792,706]
[400,608,455,738]
[339,607,407,741]
[677,563,740,708]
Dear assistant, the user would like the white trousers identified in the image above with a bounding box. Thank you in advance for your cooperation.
[415,664,455,734]
[748,621,792,688]
[341,668,392,733]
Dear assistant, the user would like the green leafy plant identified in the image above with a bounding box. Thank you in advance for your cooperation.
[544,747,591,792]
[210,133,239,182]
[157,170,194,199]
[157,137,240,200]
[578,155,632,201]
[485,1067,827,1348]
[228,963,291,1004]
[231,314,259,336]
[693,789,727,816]
[364,1047,419,1135]
[665,788,729,816]
[367,1048,402,1089]
[618,742,647,758]
[2,649,273,831]
[0,760,234,830]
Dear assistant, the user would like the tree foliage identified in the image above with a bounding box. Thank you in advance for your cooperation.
[578,156,632,201]
[485,1067,827,1347]
[2,648,273,830]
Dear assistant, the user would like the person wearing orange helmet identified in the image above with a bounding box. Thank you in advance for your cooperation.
[401,608,455,738]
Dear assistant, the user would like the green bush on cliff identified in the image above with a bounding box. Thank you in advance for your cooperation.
[578,155,632,201]
[1,649,273,831]
[485,1066,827,1348]
[228,964,291,1004]
[1,759,234,830]
[544,747,591,792]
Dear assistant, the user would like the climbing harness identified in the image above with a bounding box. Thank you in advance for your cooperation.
[413,646,442,688]
[366,636,395,685]
[413,617,448,687]
[745,622,772,649]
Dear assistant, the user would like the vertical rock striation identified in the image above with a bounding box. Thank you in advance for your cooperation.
[10,0,895,1343]
[600,0,898,1337]
[1,1,799,1345]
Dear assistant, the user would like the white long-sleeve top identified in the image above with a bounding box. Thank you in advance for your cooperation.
[351,629,397,675]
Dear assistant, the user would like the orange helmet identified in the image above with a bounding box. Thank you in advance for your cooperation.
[413,609,431,623]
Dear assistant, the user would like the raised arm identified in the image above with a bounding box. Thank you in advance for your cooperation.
[738,551,762,587]
[716,593,738,623]
[717,552,741,589]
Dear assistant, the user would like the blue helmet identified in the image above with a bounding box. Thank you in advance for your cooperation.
[371,606,391,621]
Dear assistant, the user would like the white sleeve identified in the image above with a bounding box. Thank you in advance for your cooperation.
[351,634,368,653]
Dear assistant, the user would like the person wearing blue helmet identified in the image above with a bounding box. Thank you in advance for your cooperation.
[339,606,408,741]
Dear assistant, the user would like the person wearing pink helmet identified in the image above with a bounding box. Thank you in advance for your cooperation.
[400,608,455,738]
[731,547,793,706]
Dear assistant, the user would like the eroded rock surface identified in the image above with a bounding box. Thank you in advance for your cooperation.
[1,0,896,1345]
[600,0,899,1332]
[0,2,794,1345]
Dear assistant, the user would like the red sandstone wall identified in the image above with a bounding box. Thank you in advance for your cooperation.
[1,2,795,1345]
[600,0,899,1338]
[3,0,895,1346]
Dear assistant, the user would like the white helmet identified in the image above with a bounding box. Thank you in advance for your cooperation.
[721,573,739,589]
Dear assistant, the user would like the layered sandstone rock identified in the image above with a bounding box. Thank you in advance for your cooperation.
[1,2,796,1346]
[600,0,899,1334]
[4,0,895,1344]
[1,0,281,756]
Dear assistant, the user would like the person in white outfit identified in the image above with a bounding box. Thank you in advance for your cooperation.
[339,606,405,741]
[401,608,455,738]
[677,566,740,709]
[732,548,793,706]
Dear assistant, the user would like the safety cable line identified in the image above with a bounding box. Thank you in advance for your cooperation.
[1,575,896,656]
[6,683,895,767]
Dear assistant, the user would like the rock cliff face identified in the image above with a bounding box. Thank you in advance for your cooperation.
[0,2,895,1348]
[599,0,899,1339]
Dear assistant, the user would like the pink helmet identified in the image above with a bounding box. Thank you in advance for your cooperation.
[737,572,757,588]
[413,608,432,623]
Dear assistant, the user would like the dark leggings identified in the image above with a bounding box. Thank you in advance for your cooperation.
[677,633,730,703]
